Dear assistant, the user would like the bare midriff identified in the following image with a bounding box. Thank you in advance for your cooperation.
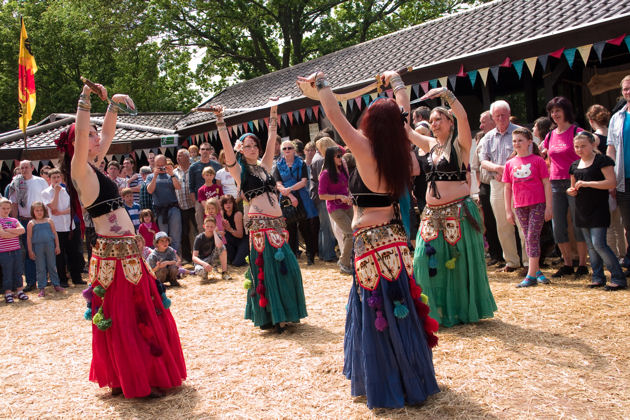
[247,193,282,218]
[351,205,394,231]
[425,180,470,206]
[93,207,136,237]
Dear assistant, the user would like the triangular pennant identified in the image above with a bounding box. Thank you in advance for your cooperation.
[253,119,259,130]
[31,160,40,169]
[549,48,564,59]
[263,117,269,127]
[370,92,378,101]
[457,64,466,77]
[228,126,234,137]
[538,54,549,71]
[500,57,511,67]
[607,34,626,46]
[313,105,320,120]
[299,108,306,122]
[429,79,438,89]
[248,121,254,131]
[385,89,393,98]
[347,99,354,112]
[341,100,348,113]
[593,41,606,62]
[420,81,429,93]
[282,113,289,126]
[563,48,577,68]
[512,59,524,79]
[159,147,166,155]
[205,131,209,141]
[490,66,500,82]
[412,84,420,97]
[468,70,478,87]
[306,108,313,120]
[524,57,537,76]
[362,94,371,105]
[50,159,59,168]
[438,77,448,88]
[478,68,489,85]
[243,123,248,133]
[355,97,363,110]
[578,44,592,64]
[625,36,630,53]
[293,110,300,124]
[448,75,457,90]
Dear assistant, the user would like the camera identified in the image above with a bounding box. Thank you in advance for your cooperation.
[158,166,166,172]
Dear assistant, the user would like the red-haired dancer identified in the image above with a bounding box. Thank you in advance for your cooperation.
[298,71,439,409]
[59,82,185,398]
[407,87,497,327]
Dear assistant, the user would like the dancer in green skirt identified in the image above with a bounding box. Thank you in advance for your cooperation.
[407,87,497,327]
[209,103,307,333]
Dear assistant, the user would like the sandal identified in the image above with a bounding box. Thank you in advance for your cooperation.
[4,294,14,304]
[517,275,538,288]
[535,271,550,284]
[16,291,29,300]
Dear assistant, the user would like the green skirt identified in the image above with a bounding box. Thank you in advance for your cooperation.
[414,197,497,327]
[244,217,307,327]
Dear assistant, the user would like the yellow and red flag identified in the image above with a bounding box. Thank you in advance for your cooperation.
[18,17,37,133]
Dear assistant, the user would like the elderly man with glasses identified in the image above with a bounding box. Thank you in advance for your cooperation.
[189,142,223,231]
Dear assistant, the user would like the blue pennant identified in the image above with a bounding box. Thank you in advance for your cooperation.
[512,59,524,79]
[563,48,577,68]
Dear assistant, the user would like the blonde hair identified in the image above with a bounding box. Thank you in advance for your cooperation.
[315,137,336,155]
[205,197,220,215]
[202,166,216,176]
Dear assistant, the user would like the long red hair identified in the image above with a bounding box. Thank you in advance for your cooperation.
[359,98,411,198]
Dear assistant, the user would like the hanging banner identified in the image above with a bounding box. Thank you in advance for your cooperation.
[248,121,254,131]
[468,70,478,87]
[299,108,306,122]
[625,35,630,53]
[306,108,313,120]
[538,54,549,71]
[412,84,420,97]
[499,57,511,67]
[253,120,259,130]
[563,48,577,68]
[578,44,593,64]
[607,34,626,46]
[438,77,448,88]
[457,64,466,77]
[448,75,457,90]
[293,110,300,124]
[478,68,489,85]
[512,59,524,79]
[593,41,606,62]
[341,100,348,113]
[347,99,354,112]
[490,66,500,82]
[313,106,320,120]
[263,117,268,127]
[429,79,438,89]
[420,81,429,93]
[549,48,564,59]
[355,97,362,110]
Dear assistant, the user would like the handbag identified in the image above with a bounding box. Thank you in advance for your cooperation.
[280,195,306,225]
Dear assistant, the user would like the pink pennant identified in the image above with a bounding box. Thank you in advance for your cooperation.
[355,97,362,110]
[457,64,466,77]
[204,132,208,141]
[607,34,626,46]
[299,108,306,122]
[420,81,429,93]
[264,117,269,127]
[500,57,511,67]
[287,112,293,125]
[242,123,248,132]
[549,48,564,59]
[313,105,320,120]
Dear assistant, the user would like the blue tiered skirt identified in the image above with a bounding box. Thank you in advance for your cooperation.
[343,223,439,409]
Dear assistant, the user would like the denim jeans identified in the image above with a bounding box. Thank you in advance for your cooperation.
[0,249,24,291]
[581,227,626,286]
[551,179,585,243]
[225,232,249,267]
[615,179,630,262]
[157,206,182,253]
[317,201,337,261]
[33,241,61,289]
[19,217,36,286]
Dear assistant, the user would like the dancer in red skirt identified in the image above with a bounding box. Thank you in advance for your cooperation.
[57,81,186,398]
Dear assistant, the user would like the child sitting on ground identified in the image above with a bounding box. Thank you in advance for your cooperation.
[193,217,230,281]
[147,231,180,286]
[135,234,152,260]
[121,188,141,231]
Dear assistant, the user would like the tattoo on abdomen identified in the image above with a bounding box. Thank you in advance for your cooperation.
[107,213,123,233]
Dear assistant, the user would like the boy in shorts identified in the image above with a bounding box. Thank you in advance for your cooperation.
[193,218,230,281]
[147,231,180,286]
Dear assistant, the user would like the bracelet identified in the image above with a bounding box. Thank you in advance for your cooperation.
[107,103,119,114]
[226,160,237,168]
[77,106,90,112]
[79,93,91,103]
[77,99,91,110]
[315,77,330,91]
[440,88,456,104]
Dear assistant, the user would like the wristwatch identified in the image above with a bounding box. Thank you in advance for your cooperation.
[315,78,330,91]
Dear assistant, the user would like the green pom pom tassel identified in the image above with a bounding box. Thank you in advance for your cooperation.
[244,267,251,281]
[161,293,171,309]
[243,279,252,289]
[93,285,106,298]
[92,306,112,331]
[421,293,429,305]
[245,255,250,264]
[84,308,92,320]
[445,258,456,269]
[274,249,285,261]
[393,301,409,319]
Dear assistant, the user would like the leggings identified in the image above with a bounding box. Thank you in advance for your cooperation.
[514,202,546,258]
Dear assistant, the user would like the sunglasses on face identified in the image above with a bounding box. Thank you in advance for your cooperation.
[282,147,294,151]
[335,154,343,158]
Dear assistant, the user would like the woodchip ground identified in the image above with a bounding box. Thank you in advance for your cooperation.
[1,259,629,419]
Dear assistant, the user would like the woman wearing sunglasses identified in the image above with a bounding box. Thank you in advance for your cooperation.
[273,140,319,264]
[297,71,439,409]
[211,104,307,334]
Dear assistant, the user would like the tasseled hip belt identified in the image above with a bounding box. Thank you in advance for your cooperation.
[353,223,414,291]
[419,196,481,246]
[89,235,151,289]
[246,216,289,253]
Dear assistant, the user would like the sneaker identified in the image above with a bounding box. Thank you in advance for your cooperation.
[38,289,45,297]
[339,264,353,275]
[574,265,589,278]
[23,284,35,293]
[53,285,64,292]
[535,271,550,284]
[552,265,574,278]
[221,271,232,281]
[517,275,538,288]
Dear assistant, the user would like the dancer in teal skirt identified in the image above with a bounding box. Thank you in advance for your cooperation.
[408,87,497,327]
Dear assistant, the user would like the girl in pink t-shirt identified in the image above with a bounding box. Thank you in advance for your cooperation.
[503,128,552,287]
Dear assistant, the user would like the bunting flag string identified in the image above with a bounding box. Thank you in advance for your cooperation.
[490,66,500,82]
[355,97,363,110]
[607,34,626,46]
[563,48,577,68]
[438,76,448,88]
[538,54,549,71]
[512,59,524,79]
[313,105,320,120]
[549,48,564,59]
[593,41,606,62]
[625,35,630,53]
[478,68,489,85]
[448,75,457,90]
[412,84,420,97]
[420,81,429,93]
[468,70,478,87]
[299,108,306,122]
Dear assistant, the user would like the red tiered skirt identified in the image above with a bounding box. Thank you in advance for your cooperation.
[88,235,186,398]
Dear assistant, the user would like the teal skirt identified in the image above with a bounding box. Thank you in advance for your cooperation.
[244,218,307,327]
[414,197,497,327]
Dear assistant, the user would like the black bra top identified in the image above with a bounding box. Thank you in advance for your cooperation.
[85,164,125,218]
[420,142,468,199]
[240,164,277,202]
[349,168,392,208]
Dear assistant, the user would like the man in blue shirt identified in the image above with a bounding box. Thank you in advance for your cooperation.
[146,154,182,253]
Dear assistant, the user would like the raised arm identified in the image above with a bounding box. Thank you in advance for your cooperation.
[213,107,241,187]
[260,102,279,170]
[420,87,471,154]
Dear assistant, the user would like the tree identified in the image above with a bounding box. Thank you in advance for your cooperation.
[155,0,488,92]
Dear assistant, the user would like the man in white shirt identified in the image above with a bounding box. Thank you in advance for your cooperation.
[8,160,49,291]
[41,169,86,287]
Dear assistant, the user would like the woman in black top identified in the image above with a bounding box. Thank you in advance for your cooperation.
[568,131,626,290]
[220,194,248,266]
[62,82,185,398]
